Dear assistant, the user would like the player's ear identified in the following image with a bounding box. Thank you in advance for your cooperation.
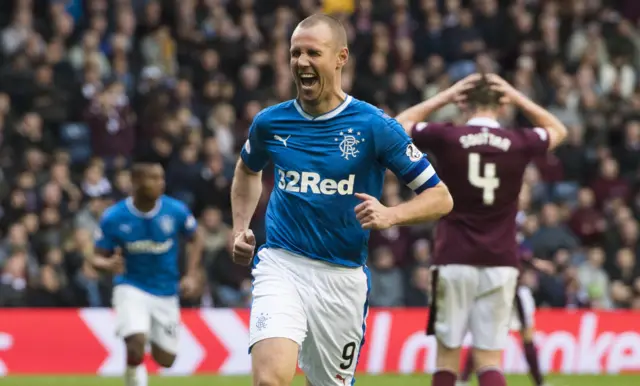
[336,47,349,69]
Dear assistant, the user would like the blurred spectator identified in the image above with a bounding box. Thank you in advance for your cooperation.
[84,81,135,160]
[0,223,38,275]
[369,246,404,307]
[369,176,413,267]
[577,247,611,308]
[404,265,430,307]
[2,9,33,56]
[0,250,29,307]
[609,248,640,308]
[28,263,76,307]
[74,194,110,239]
[527,203,579,259]
[207,233,251,308]
[206,104,236,159]
[68,30,110,77]
[166,144,201,206]
[568,188,606,246]
[590,158,631,210]
[74,258,104,307]
[200,207,230,260]
[80,160,112,198]
[617,121,640,179]
[141,26,177,77]
[30,64,69,125]
[11,112,54,156]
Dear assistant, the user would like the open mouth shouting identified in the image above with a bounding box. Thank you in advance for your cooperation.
[299,73,319,89]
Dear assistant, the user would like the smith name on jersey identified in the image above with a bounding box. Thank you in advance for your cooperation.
[95,195,198,296]
[241,95,441,267]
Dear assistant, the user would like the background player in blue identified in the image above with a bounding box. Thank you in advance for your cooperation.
[230,14,453,386]
[92,162,203,386]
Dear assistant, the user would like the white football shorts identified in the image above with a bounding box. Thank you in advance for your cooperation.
[112,284,180,354]
[510,285,536,331]
[428,264,519,350]
[249,247,370,386]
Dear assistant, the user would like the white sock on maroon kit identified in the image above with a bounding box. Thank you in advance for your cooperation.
[124,364,148,386]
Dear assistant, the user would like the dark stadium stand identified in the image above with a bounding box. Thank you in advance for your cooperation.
[0,0,638,311]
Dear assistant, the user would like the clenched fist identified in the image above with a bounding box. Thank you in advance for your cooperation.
[180,274,201,299]
[233,229,256,266]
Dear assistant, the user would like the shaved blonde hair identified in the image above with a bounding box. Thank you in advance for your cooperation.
[297,13,348,49]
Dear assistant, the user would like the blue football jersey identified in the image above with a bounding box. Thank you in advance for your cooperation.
[94,195,198,296]
[240,95,441,267]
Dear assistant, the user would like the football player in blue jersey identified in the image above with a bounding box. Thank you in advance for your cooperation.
[92,162,203,386]
[231,14,454,386]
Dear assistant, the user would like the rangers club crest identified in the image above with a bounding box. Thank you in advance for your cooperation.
[335,128,364,160]
[159,215,174,235]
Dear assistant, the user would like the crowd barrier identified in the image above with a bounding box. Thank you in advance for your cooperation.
[0,308,639,375]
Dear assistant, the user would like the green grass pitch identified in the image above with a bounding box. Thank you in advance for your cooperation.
[2,375,639,386]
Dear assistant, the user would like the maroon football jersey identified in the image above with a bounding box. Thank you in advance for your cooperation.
[412,119,550,267]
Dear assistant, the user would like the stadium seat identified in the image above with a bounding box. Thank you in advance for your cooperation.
[60,123,90,145]
[60,123,92,165]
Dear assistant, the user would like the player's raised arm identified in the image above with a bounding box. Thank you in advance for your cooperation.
[395,73,481,134]
[355,114,453,229]
[231,112,269,266]
[486,74,567,151]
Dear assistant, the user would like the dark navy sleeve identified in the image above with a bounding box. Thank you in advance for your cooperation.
[374,114,441,193]
[179,205,198,238]
[240,110,270,172]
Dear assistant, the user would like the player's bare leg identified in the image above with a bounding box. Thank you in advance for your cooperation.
[150,343,176,368]
[473,348,506,386]
[251,337,299,386]
[123,334,148,386]
[433,339,460,386]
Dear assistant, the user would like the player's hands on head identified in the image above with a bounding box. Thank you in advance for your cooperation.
[232,229,256,266]
[442,73,482,105]
[354,193,396,230]
[486,73,522,105]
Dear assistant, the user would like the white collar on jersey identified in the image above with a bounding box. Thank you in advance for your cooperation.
[126,197,162,219]
[293,95,353,121]
[466,117,501,128]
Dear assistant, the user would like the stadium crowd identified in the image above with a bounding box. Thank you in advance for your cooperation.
[0,0,639,310]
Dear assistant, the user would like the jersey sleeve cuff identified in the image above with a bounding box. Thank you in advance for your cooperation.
[240,150,265,173]
[183,228,197,240]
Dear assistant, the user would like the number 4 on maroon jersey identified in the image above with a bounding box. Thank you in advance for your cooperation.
[411,120,549,267]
